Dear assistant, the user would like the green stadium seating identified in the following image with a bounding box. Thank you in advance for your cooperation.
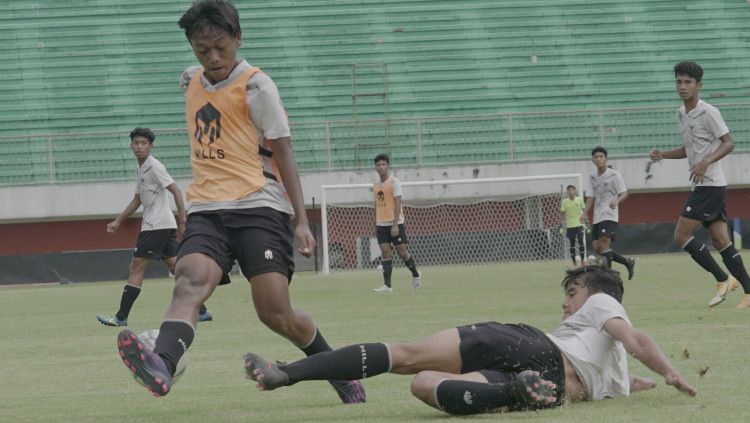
[1,0,749,185]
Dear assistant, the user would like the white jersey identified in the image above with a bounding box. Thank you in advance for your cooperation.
[180,60,293,215]
[586,168,626,224]
[546,293,630,400]
[136,155,177,231]
[678,99,729,188]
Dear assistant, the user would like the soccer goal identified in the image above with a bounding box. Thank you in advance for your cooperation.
[320,174,583,274]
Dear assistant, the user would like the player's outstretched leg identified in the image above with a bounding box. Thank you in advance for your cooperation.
[117,330,172,397]
[244,352,290,391]
[625,257,636,280]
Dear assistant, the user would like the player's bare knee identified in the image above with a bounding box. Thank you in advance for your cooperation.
[388,343,425,373]
[258,309,295,337]
[410,371,440,400]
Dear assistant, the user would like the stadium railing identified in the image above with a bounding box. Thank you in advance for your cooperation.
[1,102,748,186]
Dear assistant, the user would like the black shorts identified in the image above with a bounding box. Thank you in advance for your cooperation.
[376,224,408,245]
[566,226,584,243]
[177,208,294,285]
[457,322,565,409]
[681,186,727,228]
[592,220,617,241]
[133,229,178,260]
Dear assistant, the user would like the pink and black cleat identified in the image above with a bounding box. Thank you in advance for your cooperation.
[117,330,172,397]
[329,380,366,404]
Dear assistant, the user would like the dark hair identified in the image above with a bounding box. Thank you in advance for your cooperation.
[130,127,156,144]
[674,61,703,82]
[561,261,624,303]
[374,153,390,164]
[178,0,241,42]
[566,185,576,190]
[591,146,607,157]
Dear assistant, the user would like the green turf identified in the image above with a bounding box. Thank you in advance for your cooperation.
[1,253,749,422]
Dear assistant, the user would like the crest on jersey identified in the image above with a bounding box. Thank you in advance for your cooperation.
[194,102,221,145]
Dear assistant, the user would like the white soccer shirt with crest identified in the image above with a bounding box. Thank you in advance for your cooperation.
[586,168,627,224]
[136,155,177,232]
[678,99,729,188]
[546,293,631,400]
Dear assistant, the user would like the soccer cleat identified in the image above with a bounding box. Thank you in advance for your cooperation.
[736,294,750,309]
[97,314,127,327]
[117,330,172,397]
[412,271,422,289]
[514,370,557,407]
[198,310,213,322]
[625,258,636,280]
[243,352,290,391]
[328,379,366,404]
[373,285,393,293]
[707,276,739,307]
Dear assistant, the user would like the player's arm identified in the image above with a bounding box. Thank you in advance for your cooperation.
[273,136,315,257]
[107,194,141,233]
[603,317,697,397]
[581,197,594,224]
[610,191,628,209]
[650,145,686,161]
[689,133,734,184]
[391,195,402,236]
[166,183,187,236]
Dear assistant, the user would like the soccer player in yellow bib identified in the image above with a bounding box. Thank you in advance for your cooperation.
[372,153,422,292]
[114,0,364,403]
[560,185,586,267]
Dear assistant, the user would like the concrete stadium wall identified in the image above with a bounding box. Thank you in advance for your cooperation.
[2,154,750,283]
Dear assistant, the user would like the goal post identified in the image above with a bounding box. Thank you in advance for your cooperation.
[320,173,583,274]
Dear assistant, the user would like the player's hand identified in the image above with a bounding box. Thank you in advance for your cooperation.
[295,223,316,258]
[390,224,399,237]
[559,226,566,235]
[649,148,663,162]
[664,371,697,397]
[609,201,618,209]
[106,220,120,233]
[690,160,709,184]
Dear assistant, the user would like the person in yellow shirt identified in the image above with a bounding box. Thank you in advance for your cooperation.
[560,185,586,267]
[114,0,364,404]
[372,153,421,292]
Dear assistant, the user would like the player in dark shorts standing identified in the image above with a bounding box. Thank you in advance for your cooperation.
[560,184,587,267]
[649,61,750,308]
[114,0,364,403]
[96,127,212,327]
[582,146,636,279]
[244,264,696,415]
[372,153,421,292]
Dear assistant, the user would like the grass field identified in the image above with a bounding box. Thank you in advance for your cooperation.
[1,253,749,422]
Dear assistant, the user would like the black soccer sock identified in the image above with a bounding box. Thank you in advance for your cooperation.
[720,244,750,293]
[300,327,333,356]
[569,246,577,264]
[404,256,419,277]
[153,320,195,377]
[382,259,393,287]
[281,343,390,385]
[683,237,729,282]
[198,303,207,315]
[115,284,141,321]
[610,251,629,266]
[601,250,613,268]
[435,379,525,415]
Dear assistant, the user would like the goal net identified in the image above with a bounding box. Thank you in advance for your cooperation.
[320,174,583,273]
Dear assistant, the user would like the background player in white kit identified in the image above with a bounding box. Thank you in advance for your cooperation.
[582,146,636,280]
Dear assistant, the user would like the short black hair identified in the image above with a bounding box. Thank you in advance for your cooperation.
[130,127,155,144]
[562,261,624,303]
[374,153,390,164]
[566,185,576,190]
[178,0,241,42]
[674,61,703,82]
[591,146,608,157]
